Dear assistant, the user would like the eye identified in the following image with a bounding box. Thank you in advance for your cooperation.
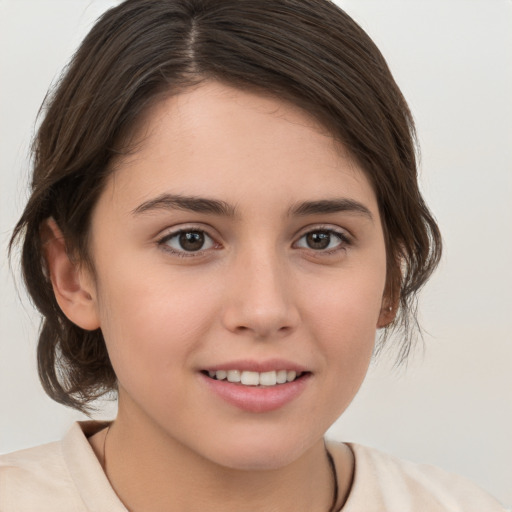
[159,229,216,254]
[295,229,349,251]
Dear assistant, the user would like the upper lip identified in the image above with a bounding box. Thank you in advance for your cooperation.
[202,359,309,373]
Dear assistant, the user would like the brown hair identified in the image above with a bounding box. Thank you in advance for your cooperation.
[10,0,441,413]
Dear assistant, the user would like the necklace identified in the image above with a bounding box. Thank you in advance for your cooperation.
[102,427,339,512]
[101,424,110,470]
[326,445,339,512]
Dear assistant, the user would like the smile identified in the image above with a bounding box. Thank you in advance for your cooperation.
[201,369,310,413]
[205,369,303,386]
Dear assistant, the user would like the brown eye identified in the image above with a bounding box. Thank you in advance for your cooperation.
[305,231,331,250]
[161,229,215,254]
[179,231,205,251]
[295,229,348,251]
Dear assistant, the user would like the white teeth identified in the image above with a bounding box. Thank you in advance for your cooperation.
[259,371,277,386]
[241,371,260,385]
[209,369,302,386]
[227,370,241,383]
[276,370,287,384]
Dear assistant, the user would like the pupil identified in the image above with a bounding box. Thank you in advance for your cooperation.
[179,231,205,251]
[307,231,330,250]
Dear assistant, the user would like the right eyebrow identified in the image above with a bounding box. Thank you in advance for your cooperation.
[131,193,238,217]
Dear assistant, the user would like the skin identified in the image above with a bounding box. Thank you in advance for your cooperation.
[46,81,394,511]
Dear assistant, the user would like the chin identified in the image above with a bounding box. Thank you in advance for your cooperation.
[213,450,299,472]
[198,429,318,471]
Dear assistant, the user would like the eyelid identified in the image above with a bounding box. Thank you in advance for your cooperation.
[156,222,220,241]
[293,224,352,241]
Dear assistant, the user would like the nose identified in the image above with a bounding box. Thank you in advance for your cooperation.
[221,248,300,339]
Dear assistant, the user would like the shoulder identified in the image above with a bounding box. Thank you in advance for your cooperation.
[336,442,508,512]
[0,421,124,512]
[0,437,84,511]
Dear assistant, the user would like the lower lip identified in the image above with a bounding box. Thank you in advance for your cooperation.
[200,373,310,413]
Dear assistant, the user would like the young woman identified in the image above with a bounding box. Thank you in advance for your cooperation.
[1,1,507,510]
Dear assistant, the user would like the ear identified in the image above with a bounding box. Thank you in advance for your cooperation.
[41,218,100,331]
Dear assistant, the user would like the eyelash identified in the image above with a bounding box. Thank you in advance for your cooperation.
[294,227,352,255]
[157,227,218,258]
[157,225,352,258]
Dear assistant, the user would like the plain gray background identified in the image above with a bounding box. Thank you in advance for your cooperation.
[1,0,511,505]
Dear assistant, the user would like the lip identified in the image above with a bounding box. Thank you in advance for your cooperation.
[199,360,311,413]
[202,358,309,373]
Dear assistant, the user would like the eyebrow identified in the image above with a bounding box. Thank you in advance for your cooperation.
[289,198,373,221]
[132,193,373,221]
[132,194,237,217]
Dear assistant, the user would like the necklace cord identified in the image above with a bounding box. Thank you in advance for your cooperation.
[102,425,110,471]
[326,446,339,512]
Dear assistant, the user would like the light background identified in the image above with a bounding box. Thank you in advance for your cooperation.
[0,0,511,506]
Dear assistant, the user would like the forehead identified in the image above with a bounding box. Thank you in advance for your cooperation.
[101,81,378,217]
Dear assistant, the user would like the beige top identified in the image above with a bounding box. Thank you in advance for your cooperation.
[0,421,507,511]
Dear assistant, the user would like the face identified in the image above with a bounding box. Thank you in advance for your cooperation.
[85,81,389,470]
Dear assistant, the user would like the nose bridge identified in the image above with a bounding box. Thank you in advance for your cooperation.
[221,241,299,338]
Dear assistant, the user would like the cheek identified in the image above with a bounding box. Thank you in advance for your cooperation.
[299,263,385,392]
[93,262,220,390]
[303,262,386,339]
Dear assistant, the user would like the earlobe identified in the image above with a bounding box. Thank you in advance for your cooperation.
[377,264,401,328]
[41,218,100,331]
[376,299,398,328]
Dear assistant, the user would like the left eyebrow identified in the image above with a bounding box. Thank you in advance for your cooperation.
[288,198,374,221]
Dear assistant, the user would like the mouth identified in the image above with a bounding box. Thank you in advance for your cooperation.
[201,369,307,387]
[200,361,311,412]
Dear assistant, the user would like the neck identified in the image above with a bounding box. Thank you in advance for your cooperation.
[92,410,345,512]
